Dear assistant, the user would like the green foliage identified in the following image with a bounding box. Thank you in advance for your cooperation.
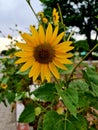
[43,110,64,130]
[61,87,78,116]
[32,83,57,102]
[19,103,35,123]
[83,67,98,97]
[67,114,87,130]
[0,45,31,105]
[74,40,90,52]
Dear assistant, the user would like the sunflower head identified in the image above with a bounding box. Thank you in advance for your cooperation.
[15,23,74,82]
[52,8,59,25]
[34,43,55,64]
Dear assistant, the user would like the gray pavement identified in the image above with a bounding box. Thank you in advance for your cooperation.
[0,103,17,130]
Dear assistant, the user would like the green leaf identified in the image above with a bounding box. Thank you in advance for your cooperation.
[16,69,29,75]
[32,83,57,102]
[83,67,98,85]
[91,83,98,97]
[69,79,90,108]
[91,98,98,109]
[6,91,15,103]
[68,114,87,130]
[43,110,64,130]
[83,68,98,97]
[0,93,4,103]
[19,103,35,123]
[62,87,78,116]
[1,76,9,84]
[66,120,76,130]
[89,127,96,130]
[78,93,90,108]
[15,92,26,101]
[69,79,89,93]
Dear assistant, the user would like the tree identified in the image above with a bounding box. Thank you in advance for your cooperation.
[40,0,98,51]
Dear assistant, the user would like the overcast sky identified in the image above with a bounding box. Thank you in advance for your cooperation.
[0,0,43,37]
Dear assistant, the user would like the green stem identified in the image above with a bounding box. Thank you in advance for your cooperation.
[57,3,64,25]
[68,43,98,81]
[26,0,40,22]
[53,76,62,93]
[67,31,74,41]
[57,3,66,41]
[64,110,68,130]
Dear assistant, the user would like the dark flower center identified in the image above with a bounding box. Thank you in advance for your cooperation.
[34,44,55,64]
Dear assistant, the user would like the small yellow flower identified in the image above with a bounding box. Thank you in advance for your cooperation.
[15,24,74,82]
[38,12,44,18]
[52,8,59,25]
[42,17,48,23]
[1,83,8,89]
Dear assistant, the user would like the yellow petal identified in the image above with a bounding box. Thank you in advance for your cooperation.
[55,44,74,53]
[29,62,41,81]
[55,57,72,64]
[30,25,39,45]
[45,64,51,82]
[55,41,73,50]
[62,59,72,64]
[15,57,27,64]
[20,60,33,72]
[53,58,67,70]
[65,41,73,46]
[16,42,33,51]
[53,8,56,16]
[39,25,45,44]
[52,32,64,46]
[41,64,45,82]
[49,62,60,79]
[46,24,52,43]
[65,53,73,58]
[15,51,33,57]
[55,52,73,60]
[55,52,67,58]
[21,33,35,47]
[50,26,58,44]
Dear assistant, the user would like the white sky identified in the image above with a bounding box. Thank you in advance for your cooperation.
[0,0,43,37]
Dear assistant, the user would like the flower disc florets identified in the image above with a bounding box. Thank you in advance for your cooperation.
[34,44,55,64]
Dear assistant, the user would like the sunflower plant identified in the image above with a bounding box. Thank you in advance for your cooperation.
[1,0,98,129]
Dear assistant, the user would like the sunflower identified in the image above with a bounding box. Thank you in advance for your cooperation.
[52,8,59,25]
[15,23,74,82]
